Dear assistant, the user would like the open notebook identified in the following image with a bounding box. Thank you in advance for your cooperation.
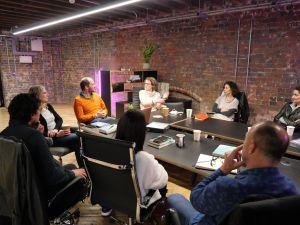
[195,154,237,174]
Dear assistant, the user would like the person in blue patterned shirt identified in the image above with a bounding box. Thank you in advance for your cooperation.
[168,121,298,225]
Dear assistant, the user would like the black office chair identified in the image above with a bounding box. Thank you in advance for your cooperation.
[219,194,300,225]
[0,136,88,225]
[234,92,250,124]
[164,102,184,112]
[77,131,161,225]
[166,194,300,225]
[132,86,143,109]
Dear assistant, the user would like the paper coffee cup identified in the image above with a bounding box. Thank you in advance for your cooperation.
[161,107,169,117]
[193,130,201,142]
[287,126,295,137]
[186,109,192,118]
[62,126,71,131]
[248,127,251,132]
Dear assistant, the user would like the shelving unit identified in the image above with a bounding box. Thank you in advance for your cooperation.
[98,70,158,118]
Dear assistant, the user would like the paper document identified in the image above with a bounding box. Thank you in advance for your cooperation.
[195,154,237,174]
[212,145,236,157]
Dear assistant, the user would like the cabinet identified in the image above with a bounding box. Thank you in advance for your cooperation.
[134,70,157,81]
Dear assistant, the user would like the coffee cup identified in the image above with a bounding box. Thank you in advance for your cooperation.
[62,126,71,132]
[248,127,251,132]
[161,107,170,117]
[186,109,192,118]
[176,134,185,148]
[287,126,295,137]
[193,130,201,142]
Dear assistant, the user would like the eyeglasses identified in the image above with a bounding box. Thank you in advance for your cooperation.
[210,156,223,167]
[144,82,152,86]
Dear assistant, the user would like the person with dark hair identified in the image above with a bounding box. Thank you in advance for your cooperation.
[29,85,83,167]
[74,77,108,124]
[212,81,239,121]
[168,121,298,225]
[0,93,86,201]
[100,110,168,217]
[139,77,169,111]
[274,86,300,131]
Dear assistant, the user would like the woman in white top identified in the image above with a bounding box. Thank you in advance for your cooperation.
[139,77,168,111]
[116,110,168,205]
[212,81,239,121]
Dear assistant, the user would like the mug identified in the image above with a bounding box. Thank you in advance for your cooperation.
[176,134,185,148]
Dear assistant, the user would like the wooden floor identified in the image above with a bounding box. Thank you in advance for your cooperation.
[0,104,202,225]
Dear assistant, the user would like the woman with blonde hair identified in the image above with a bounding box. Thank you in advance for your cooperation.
[139,77,169,111]
[29,85,83,167]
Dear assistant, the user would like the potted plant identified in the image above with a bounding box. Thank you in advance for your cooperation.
[139,43,159,69]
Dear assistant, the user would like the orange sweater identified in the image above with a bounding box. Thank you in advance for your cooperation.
[74,93,108,123]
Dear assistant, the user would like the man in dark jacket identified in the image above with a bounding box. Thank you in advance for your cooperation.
[0,93,86,200]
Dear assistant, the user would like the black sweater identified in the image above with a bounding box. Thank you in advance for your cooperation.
[0,120,75,199]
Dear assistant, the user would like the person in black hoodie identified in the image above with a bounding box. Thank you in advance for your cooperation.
[0,93,86,200]
[29,85,83,167]
[274,86,300,132]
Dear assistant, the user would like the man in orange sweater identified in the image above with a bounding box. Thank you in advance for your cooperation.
[74,77,108,124]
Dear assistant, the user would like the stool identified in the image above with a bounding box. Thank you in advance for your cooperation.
[49,147,72,165]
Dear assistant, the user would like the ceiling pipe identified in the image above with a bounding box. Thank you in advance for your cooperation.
[54,0,300,39]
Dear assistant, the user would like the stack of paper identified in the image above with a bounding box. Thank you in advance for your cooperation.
[146,122,169,133]
[195,154,237,174]
[148,135,175,149]
[290,138,300,150]
[91,122,117,134]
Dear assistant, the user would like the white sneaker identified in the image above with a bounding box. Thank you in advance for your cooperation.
[101,208,112,217]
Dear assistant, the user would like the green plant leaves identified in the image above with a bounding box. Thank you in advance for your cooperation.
[139,43,159,63]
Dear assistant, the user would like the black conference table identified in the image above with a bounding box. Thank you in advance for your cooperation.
[170,117,300,157]
[144,129,300,190]
[80,124,300,190]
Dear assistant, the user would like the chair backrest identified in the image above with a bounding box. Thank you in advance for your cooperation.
[219,195,300,225]
[164,102,184,112]
[77,131,143,222]
[234,92,250,124]
[0,136,49,225]
[132,86,143,110]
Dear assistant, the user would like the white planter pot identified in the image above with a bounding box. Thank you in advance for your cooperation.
[143,63,150,70]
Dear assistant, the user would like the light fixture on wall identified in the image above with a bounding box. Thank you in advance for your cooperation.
[13,0,144,35]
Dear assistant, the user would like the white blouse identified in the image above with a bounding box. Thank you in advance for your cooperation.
[139,89,161,111]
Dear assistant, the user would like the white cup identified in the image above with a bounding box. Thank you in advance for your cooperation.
[193,130,201,142]
[248,127,251,132]
[186,109,192,118]
[287,126,295,137]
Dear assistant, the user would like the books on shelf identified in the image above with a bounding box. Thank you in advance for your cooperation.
[90,122,117,134]
[148,135,175,149]
[146,122,169,133]
[290,138,300,150]
[195,154,237,174]
[212,144,236,157]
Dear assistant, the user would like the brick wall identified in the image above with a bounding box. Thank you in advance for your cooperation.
[0,9,299,125]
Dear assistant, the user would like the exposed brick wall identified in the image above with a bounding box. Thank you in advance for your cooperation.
[0,38,64,105]
[1,9,299,125]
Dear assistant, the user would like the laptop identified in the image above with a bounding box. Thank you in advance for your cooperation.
[141,107,152,124]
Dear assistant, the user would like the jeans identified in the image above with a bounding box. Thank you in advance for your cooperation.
[53,133,83,168]
[167,194,204,225]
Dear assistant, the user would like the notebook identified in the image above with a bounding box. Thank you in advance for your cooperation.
[212,144,236,157]
[195,154,237,174]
